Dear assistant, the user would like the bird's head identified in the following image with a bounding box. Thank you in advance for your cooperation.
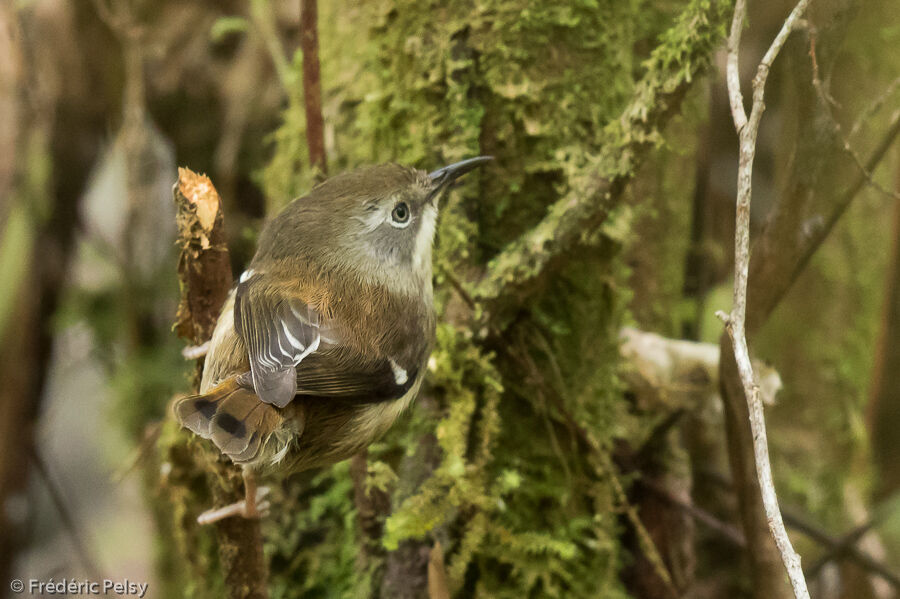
[256,157,491,295]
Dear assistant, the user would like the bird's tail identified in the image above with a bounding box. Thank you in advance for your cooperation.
[174,377,282,464]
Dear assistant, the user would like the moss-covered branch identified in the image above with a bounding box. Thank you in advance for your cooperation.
[474,0,733,326]
[172,168,269,599]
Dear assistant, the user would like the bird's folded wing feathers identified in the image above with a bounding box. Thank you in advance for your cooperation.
[234,274,419,408]
[294,354,419,403]
[234,275,328,408]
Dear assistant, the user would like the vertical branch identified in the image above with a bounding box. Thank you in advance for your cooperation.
[719,2,811,599]
[173,168,269,599]
[174,169,234,346]
[300,0,327,174]
[867,152,900,498]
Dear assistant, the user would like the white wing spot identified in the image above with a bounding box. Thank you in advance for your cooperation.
[275,328,290,360]
[291,334,321,366]
[389,358,408,385]
[239,269,255,283]
[281,320,306,352]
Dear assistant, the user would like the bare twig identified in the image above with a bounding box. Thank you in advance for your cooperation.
[787,512,900,588]
[639,478,747,549]
[111,421,163,484]
[702,469,900,589]
[645,474,900,589]
[748,106,900,334]
[721,1,811,598]
[300,0,327,174]
[608,466,679,598]
[808,31,900,201]
[848,75,900,139]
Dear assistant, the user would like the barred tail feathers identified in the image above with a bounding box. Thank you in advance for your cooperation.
[174,377,282,464]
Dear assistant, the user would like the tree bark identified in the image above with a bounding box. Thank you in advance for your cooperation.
[173,168,269,599]
[867,153,900,500]
[300,0,326,174]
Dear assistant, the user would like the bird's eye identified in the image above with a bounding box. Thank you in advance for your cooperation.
[391,202,410,225]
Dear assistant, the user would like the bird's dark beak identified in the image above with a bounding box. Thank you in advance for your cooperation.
[427,156,492,203]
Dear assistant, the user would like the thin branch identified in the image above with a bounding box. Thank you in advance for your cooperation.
[608,466,680,598]
[808,32,900,201]
[721,0,811,598]
[725,0,748,131]
[438,261,478,312]
[644,475,900,589]
[748,105,900,334]
[701,469,900,589]
[785,512,900,588]
[111,421,163,484]
[300,0,327,174]
[504,338,679,597]
[639,478,747,549]
[848,75,900,139]
[173,168,269,599]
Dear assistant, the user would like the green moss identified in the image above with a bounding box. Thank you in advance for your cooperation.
[235,0,730,596]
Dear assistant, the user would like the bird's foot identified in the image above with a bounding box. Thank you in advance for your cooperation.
[196,486,270,525]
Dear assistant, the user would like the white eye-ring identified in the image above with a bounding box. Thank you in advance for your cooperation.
[390,202,412,228]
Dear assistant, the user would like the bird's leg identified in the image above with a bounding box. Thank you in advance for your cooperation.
[196,469,270,525]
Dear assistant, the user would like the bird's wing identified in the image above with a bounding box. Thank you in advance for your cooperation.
[234,273,329,408]
[234,272,419,408]
[293,353,419,403]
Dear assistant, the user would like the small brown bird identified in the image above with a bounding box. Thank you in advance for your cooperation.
[175,157,490,524]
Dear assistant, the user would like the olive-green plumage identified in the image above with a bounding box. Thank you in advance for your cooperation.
[175,158,489,522]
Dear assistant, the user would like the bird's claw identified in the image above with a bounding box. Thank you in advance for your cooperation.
[196,485,272,525]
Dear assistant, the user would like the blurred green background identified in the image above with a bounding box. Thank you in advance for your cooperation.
[2,0,900,598]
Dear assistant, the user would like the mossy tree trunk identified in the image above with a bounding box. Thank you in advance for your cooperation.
[155,1,735,598]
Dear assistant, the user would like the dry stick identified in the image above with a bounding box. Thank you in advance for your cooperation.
[701,468,900,588]
[784,512,900,588]
[808,33,900,202]
[643,476,900,589]
[173,168,269,599]
[847,75,900,140]
[639,478,747,549]
[300,0,327,175]
[719,1,812,598]
[752,106,900,335]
